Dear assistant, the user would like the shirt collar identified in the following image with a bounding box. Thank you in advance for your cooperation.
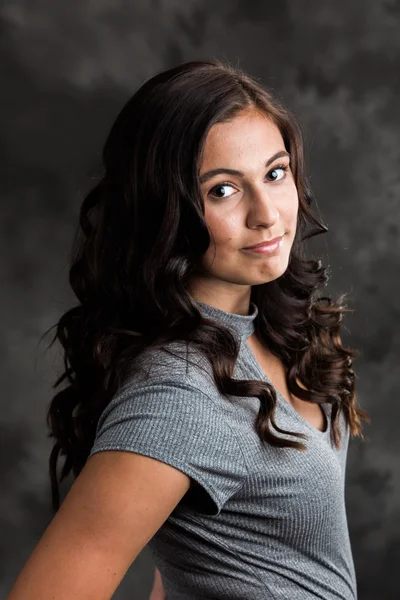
[193,299,258,341]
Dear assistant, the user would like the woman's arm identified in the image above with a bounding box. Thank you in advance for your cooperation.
[148,567,166,600]
[6,452,189,600]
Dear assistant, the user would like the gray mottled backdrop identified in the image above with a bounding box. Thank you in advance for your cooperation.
[1,1,399,598]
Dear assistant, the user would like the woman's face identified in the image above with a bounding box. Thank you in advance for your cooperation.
[191,108,299,307]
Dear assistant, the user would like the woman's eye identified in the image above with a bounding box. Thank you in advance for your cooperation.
[208,183,237,199]
[208,165,289,199]
[266,165,289,182]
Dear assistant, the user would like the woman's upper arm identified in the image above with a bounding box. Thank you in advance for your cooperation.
[6,450,191,600]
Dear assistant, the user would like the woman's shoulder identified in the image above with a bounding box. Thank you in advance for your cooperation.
[122,339,215,393]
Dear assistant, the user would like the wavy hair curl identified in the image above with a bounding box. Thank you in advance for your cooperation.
[44,59,370,511]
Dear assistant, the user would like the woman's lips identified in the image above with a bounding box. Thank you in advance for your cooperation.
[241,235,284,254]
[243,235,284,249]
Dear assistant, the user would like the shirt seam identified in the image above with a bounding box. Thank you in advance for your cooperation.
[119,378,252,479]
[183,511,280,600]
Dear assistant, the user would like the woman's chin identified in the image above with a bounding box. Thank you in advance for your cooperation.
[247,258,289,283]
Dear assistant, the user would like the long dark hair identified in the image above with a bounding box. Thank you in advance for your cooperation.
[44,58,370,512]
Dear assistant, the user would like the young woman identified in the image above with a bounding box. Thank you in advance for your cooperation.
[7,59,369,600]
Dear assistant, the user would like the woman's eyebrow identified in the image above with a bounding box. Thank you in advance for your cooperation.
[198,150,290,184]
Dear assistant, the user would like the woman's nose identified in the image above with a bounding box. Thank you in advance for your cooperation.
[247,187,280,226]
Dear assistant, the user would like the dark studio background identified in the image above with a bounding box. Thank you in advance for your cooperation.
[1,1,399,598]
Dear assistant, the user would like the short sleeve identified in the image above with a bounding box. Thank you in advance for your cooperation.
[88,380,248,515]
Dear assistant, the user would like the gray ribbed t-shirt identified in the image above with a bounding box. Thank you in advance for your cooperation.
[88,300,357,599]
